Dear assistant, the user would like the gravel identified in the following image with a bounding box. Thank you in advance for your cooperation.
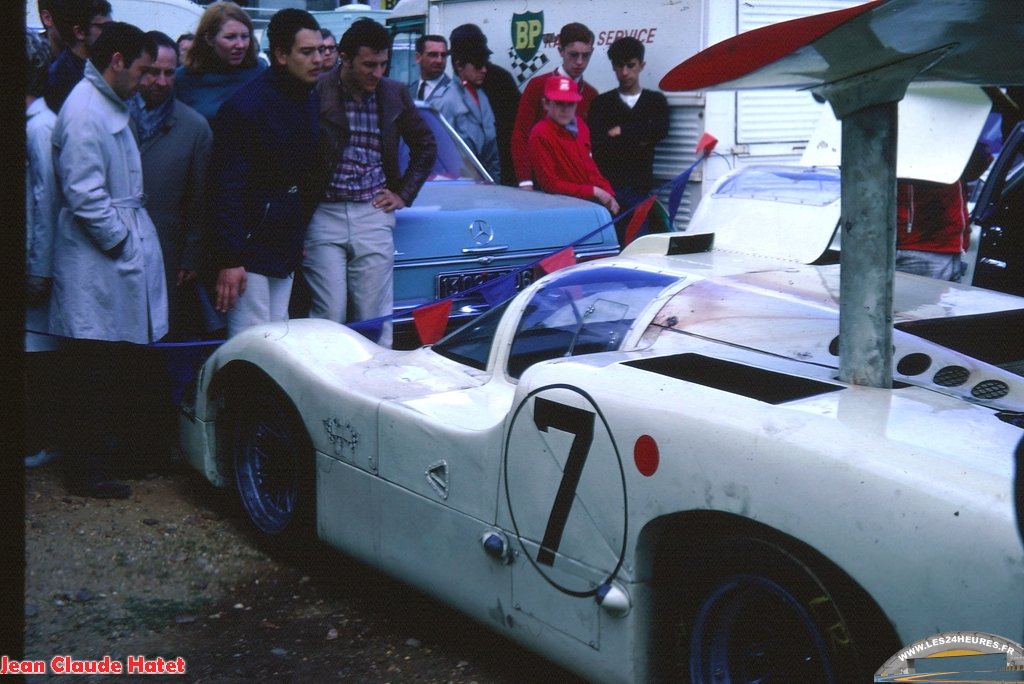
[24,460,585,683]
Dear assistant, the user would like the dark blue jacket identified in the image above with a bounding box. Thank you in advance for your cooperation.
[208,67,319,277]
[45,48,85,113]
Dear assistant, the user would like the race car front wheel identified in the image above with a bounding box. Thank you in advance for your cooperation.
[669,536,879,684]
[231,377,315,543]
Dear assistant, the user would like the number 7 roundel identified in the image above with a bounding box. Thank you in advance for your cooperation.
[503,384,628,597]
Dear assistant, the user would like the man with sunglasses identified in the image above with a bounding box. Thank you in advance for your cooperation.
[320,28,338,72]
[408,34,451,104]
[435,35,501,179]
[510,22,598,189]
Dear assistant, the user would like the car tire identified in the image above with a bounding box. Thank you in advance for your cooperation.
[230,377,316,548]
[667,536,880,684]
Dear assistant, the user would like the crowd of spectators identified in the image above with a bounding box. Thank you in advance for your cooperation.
[22,3,439,497]
[25,4,679,497]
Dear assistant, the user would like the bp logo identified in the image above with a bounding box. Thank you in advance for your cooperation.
[875,631,1024,681]
[511,11,544,62]
[508,12,551,86]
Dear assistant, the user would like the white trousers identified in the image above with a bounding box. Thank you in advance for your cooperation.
[226,271,293,338]
[302,200,396,347]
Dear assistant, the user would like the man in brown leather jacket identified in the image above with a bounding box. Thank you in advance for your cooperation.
[304,18,436,347]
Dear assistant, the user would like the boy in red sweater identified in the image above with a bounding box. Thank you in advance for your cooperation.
[528,75,619,215]
[511,23,598,188]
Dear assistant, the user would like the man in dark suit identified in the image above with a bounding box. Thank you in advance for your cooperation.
[408,34,451,105]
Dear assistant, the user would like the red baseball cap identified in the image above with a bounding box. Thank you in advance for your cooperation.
[544,74,582,102]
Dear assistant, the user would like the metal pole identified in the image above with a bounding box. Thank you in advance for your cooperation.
[838,102,897,388]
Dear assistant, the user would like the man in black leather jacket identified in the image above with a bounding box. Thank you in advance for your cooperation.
[304,18,436,348]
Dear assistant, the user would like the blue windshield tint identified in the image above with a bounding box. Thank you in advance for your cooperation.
[433,300,510,370]
[714,165,841,206]
[507,267,679,378]
[433,267,678,376]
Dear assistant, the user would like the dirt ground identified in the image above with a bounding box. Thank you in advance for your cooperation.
[23,456,586,683]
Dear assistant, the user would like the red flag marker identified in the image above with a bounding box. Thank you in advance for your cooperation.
[696,132,718,157]
[412,299,452,345]
[539,247,575,274]
[623,196,656,246]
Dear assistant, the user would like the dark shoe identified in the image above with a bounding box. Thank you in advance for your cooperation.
[72,476,132,500]
[61,452,132,499]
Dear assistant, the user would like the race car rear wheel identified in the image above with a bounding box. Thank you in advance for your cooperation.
[670,537,872,683]
[231,378,315,543]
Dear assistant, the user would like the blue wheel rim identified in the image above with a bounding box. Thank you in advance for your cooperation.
[690,573,835,684]
[234,407,298,536]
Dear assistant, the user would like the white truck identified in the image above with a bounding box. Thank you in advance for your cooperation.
[387,0,867,227]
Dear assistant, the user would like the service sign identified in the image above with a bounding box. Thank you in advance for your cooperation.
[436,0,705,95]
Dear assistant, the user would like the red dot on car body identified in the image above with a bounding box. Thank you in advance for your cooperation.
[634,435,659,476]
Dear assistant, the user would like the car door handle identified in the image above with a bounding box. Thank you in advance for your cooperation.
[461,245,510,254]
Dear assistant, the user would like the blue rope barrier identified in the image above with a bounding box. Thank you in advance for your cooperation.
[25,153,709,349]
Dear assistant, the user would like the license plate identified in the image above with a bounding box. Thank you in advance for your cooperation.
[436,267,535,299]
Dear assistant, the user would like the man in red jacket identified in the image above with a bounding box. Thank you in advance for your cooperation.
[895,180,969,281]
[511,22,598,189]
[528,75,618,216]
[895,143,992,281]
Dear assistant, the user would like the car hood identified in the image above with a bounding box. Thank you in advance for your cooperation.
[692,85,992,265]
[394,182,614,262]
[642,260,1024,411]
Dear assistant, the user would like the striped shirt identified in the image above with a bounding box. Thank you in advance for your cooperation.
[324,89,387,202]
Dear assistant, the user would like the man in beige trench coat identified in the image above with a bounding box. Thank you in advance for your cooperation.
[50,23,166,498]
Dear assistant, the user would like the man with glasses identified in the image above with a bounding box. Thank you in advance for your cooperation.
[510,22,598,189]
[320,28,338,72]
[408,34,451,104]
[45,0,113,112]
[436,33,500,179]
[449,23,521,186]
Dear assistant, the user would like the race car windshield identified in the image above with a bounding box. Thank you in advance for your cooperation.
[506,267,678,378]
[713,165,840,206]
[432,300,511,370]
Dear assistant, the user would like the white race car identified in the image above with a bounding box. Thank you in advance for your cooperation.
[180,230,1024,683]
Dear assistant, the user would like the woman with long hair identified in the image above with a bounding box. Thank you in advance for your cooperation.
[175,1,265,121]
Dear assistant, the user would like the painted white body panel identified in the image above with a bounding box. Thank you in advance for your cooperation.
[181,242,1024,682]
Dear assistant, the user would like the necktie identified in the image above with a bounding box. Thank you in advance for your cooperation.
[417,81,427,100]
